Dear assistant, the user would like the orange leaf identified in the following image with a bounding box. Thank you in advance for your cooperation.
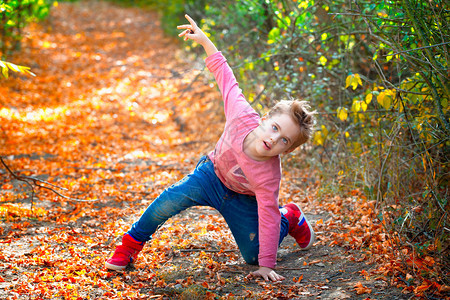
[440,285,450,293]
[360,269,369,277]
[2,183,13,190]
[354,282,372,295]
[414,282,432,294]
[295,274,303,283]
[350,189,360,196]
[309,259,321,265]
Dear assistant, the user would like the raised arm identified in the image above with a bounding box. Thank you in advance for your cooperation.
[177,14,218,57]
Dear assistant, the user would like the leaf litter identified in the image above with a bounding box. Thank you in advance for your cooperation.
[0,1,448,299]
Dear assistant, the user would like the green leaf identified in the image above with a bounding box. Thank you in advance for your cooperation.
[373,49,379,61]
[0,61,8,78]
[267,27,280,45]
[1,66,8,79]
[298,0,309,9]
[386,51,394,62]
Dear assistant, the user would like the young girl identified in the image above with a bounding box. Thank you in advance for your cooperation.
[105,15,316,282]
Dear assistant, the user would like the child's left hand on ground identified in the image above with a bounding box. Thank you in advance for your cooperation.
[247,266,285,282]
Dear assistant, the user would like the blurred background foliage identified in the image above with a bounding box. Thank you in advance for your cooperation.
[2,0,448,284]
[0,0,54,57]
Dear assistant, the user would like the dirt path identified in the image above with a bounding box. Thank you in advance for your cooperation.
[1,1,418,299]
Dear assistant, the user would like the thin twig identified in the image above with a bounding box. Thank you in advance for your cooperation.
[385,41,450,57]
[277,267,309,270]
[0,156,98,203]
[1,156,37,210]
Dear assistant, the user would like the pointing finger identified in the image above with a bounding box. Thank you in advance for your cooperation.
[184,14,197,27]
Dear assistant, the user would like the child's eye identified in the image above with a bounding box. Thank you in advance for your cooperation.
[282,138,288,144]
[272,125,278,131]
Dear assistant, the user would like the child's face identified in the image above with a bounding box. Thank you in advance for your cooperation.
[248,112,300,160]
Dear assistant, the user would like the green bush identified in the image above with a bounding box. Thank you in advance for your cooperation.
[0,0,54,58]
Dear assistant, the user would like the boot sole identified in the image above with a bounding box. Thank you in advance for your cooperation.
[105,261,127,271]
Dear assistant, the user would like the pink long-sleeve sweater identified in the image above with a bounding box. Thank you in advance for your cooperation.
[206,51,281,269]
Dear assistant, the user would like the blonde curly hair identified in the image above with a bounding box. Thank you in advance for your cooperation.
[267,100,316,151]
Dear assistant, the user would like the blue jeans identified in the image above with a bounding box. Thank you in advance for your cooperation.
[128,156,289,265]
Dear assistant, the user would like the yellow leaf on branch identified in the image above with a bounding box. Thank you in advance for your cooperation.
[0,60,36,78]
[361,101,368,111]
[365,93,373,104]
[351,100,361,112]
[313,125,329,146]
[337,107,348,121]
[345,73,363,90]
[377,89,394,110]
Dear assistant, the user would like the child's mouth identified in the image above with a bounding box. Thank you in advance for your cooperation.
[263,141,271,150]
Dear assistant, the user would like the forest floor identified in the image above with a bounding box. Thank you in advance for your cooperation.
[0,1,444,299]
